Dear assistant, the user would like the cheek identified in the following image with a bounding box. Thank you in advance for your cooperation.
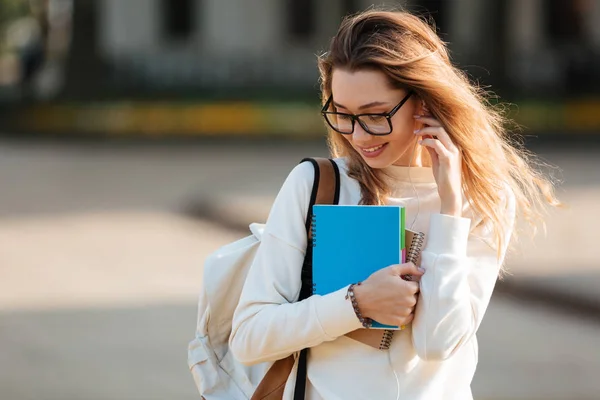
[388,115,416,142]
[341,133,354,146]
[388,98,420,140]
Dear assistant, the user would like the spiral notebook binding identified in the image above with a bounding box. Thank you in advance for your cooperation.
[308,214,317,296]
[406,231,425,264]
[311,214,317,247]
[380,330,394,350]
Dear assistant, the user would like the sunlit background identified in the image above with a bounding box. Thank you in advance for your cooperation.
[1,1,599,399]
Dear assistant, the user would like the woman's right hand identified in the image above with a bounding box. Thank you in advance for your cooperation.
[353,263,424,327]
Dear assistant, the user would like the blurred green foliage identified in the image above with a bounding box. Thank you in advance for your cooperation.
[0,0,29,26]
[0,0,28,53]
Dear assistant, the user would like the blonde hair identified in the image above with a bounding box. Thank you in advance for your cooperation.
[318,10,561,256]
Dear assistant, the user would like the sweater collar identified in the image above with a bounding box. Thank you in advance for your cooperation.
[336,158,436,185]
[381,165,436,184]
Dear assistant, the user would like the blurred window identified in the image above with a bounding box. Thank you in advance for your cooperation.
[287,0,315,41]
[162,0,195,40]
[545,0,585,40]
[544,0,594,92]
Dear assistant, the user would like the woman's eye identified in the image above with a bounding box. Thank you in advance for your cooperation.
[366,115,385,123]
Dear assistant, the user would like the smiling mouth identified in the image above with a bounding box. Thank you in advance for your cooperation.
[361,144,386,153]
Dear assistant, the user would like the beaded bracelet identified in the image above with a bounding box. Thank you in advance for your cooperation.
[345,282,372,329]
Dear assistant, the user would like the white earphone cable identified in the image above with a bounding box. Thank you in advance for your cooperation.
[385,139,420,400]
[388,108,424,400]
[387,349,401,400]
[408,136,420,230]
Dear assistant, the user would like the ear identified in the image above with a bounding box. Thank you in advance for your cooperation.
[413,95,430,117]
[412,96,428,130]
[420,99,432,117]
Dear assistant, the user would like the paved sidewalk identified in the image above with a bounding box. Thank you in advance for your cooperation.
[2,211,599,400]
[1,138,598,399]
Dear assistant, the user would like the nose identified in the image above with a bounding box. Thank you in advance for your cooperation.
[352,123,371,144]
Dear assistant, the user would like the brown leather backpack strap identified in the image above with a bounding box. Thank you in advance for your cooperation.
[251,355,295,400]
[313,158,338,206]
[307,158,339,241]
[301,158,341,232]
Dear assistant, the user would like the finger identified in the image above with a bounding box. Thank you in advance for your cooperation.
[402,273,423,282]
[401,313,414,326]
[413,115,442,127]
[419,138,451,159]
[414,126,444,137]
[414,127,453,150]
[425,146,438,165]
[409,274,422,283]
[399,280,420,295]
[391,262,424,276]
[404,281,420,295]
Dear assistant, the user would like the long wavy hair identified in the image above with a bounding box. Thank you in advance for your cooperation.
[318,9,560,257]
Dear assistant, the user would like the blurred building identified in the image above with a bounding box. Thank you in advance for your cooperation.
[92,0,600,98]
[2,0,600,136]
[2,0,600,99]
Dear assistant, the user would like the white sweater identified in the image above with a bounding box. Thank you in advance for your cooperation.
[230,158,515,400]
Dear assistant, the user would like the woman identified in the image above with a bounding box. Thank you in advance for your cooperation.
[230,9,559,400]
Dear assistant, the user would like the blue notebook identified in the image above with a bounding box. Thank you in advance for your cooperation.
[312,205,406,329]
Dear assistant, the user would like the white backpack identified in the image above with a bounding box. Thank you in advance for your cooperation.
[187,158,340,400]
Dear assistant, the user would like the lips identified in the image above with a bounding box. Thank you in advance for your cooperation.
[362,144,385,153]
[358,143,389,158]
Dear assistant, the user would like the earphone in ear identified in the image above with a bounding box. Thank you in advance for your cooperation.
[421,101,431,117]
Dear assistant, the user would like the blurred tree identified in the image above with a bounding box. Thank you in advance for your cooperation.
[0,0,28,24]
[0,0,47,99]
[0,0,29,53]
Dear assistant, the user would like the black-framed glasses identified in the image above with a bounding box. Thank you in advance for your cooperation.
[321,91,413,136]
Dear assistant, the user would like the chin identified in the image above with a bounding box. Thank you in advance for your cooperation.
[358,154,394,169]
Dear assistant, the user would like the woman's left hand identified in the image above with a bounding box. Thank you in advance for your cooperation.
[413,115,463,217]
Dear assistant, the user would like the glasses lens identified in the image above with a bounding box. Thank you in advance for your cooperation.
[325,113,353,134]
[358,115,391,134]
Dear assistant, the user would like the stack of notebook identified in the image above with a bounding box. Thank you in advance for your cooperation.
[311,205,425,350]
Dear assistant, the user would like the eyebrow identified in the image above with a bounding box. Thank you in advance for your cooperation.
[333,100,390,111]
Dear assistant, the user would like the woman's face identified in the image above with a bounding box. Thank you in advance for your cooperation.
[330,68,421,169]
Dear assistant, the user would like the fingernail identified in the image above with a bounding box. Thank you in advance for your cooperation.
[413,115,421,119]
[418,140,423,145]
[418,267,425,273]
[414,129,420,134]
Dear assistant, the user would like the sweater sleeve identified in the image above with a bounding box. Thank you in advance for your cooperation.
[411,190,516,361]
[229,162,362,365]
